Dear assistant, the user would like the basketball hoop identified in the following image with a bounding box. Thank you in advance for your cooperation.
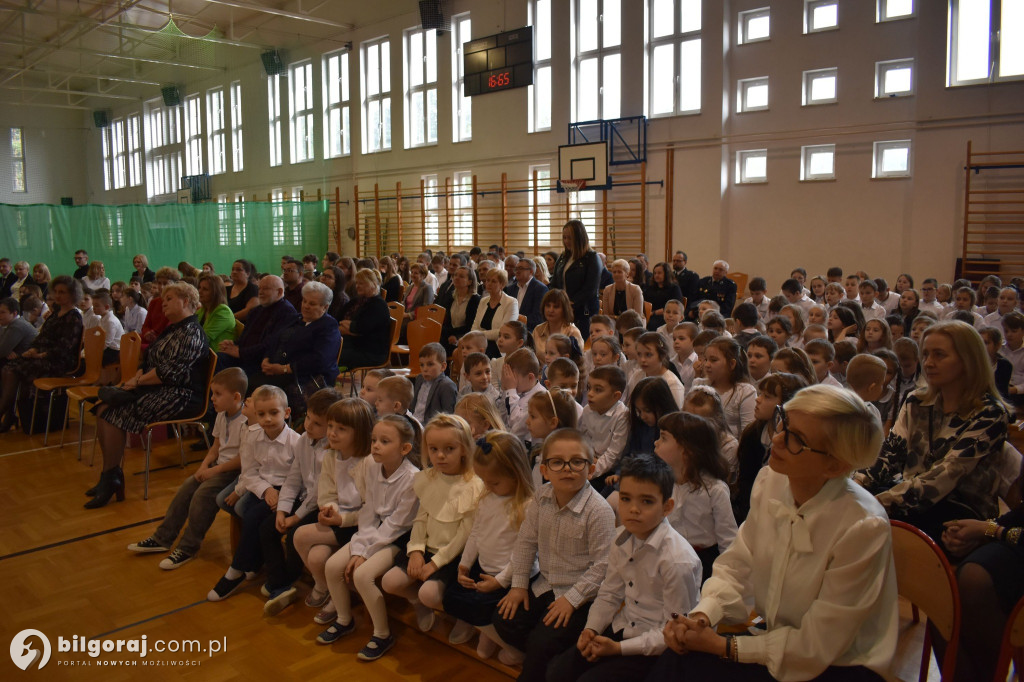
[561,179,587,193]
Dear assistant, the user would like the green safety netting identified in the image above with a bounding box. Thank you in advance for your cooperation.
[0,201,330,277]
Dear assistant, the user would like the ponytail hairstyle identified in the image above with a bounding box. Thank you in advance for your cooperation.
[657,412,729,489]
[637,331,673,372]
[771,347,816,387]
[454,393,506,433]
[683,385,730,435]
[378,413,423,468]
[528,387,579,429]
[474,431,535,528]
[548,333,584,370]
[706,336,751,385]
[501,319,534,351]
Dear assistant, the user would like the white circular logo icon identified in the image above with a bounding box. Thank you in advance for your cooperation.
[10,630,51,671]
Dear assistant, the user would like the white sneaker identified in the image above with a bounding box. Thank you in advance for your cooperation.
[448,619,475,645]
[476,632,499,659]
[414,604,435,632]
[497,648,524,666]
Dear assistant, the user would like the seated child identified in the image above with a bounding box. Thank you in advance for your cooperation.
[590,335,624,371]
[493,428,616,679]
[583,315,617,375]
[455,392,507,439]
[316,415,422,660]
[743,276,769,322]
[671,322,700,392]
[460,351,501,404]
[615,310,645,343]
[832,339,858,386]
[885,314,905,340]
[261,388,346,615]
[1002,312,1024,401]
[455,331,488,392]
[745,334,777,384]
[359,368,395,412]
[805,338,842,387]
[731,303,761,348]
[383,414,485,635]
[683,386,741,480]
[128,367,248,569]
[86,290,125,366]
[411,342,458,424]
[657,300,685,348]
[580,365,630,481]
[846,354,887,422]
[546,357,585,419]
[871,349,900,432]
[655,412,738,583]
[375,375,415,419]
[621,326,645,384]
[443,432,537,661]
[493,320,529,391]
[500,348,546,442]
[769,347,816,387]
[764,315,793,350]
[208,385,301,601]
[548,454,702,680]
[544,333,585,397]
[526,388,579,488]
[979,326,1013,401]
[803,323,827,344]
[628,332,685,409]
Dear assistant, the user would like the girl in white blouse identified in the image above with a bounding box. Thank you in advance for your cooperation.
[648,385,898,682]
[692,337,757,439]
[654,411,737,583]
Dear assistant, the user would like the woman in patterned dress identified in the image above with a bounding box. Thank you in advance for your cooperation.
[0,275,84,432]
[85,282,210,509]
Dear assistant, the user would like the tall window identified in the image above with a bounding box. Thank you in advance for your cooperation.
[528,164,552,247]
[948,0,1023,86]
[423,174,440,244]
[10,128,25,192]
[290,60,315,163]
[529,0,552,132]
[101,128,112,191]
[183,94,203,176]
[575,0,621,121]
[111,118,127,189]
[144,99,182,198]
[406,27,438,148]
[268,74,282,167]
[648,0,702,117]
[271,188,286,244]
[362,37,392,153]
[230,81,244,171]
[452,14,472,142]
[323,50,351,158]
[127,114,143,186]
[232,191,247,246]
[452,171,473,245]
[207,87,226,175]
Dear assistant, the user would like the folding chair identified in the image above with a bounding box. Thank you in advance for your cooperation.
[417,303,446,327]
[890,520,961,682]
[32,327,106,445]
[994,595,1024,682]
[392,318,442,379]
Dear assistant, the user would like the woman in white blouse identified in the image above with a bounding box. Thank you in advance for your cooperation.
[648,385,898,682]
[82,260,111,292]
[471,268,519,358]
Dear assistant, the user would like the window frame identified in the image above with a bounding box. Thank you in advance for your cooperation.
[872,139,912,178]
[127,114,143,187]
[182,93,204,177]
[405,26,438,149]
[573,0,622,123]
[452,170,474,246]
[948,0,1024,86]
[529,0,553,132]
[875,58,914,97]
[451,13,472,143]
[877,0,915,22]
[207,86,226,175]
[11,127,25,193]
[736,149,768,184]
[323,49,351,158]
[423,173,440,246]
[268,74,283,167]
[802,67,838,105]
[144,98,183,200]
[289,60,316,164]
[737,76,770,113]
[804,0,839,34]
[230,81,244,172]
[110,118,127,189]
[800,144,836,181]
[527,163,553,248]
[362,36,392,154]
[646,0,703,117]
[738,7,771,45]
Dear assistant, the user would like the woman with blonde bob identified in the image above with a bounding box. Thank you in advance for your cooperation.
[859,320,1011,548]
[651,384,898,682]
[601,258,645,318]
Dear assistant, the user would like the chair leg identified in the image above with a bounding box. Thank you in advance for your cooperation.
[59,391,70,448]
[30,390,38,437]
[198,423,210,449]
[174,425,186,468]
[43,391,55,445]
[144,429,153,500]
[76,401,86,462]
[919,619,932,682]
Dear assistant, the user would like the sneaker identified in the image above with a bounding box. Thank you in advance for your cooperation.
[263,586,299,617]
[158,549,194,570]
[260,584,272,598]
[356,634,396,661]
[207,575,245,602]
[313,602,337,625]
[316,620,356,645]
[476,632,498,660]
[305,588,330,608]
[414,604,435,633]
[127,537,169,554]
[497,648,525,667]
[448,619,475,645]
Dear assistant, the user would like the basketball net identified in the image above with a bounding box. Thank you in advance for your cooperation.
[561,179,587,193]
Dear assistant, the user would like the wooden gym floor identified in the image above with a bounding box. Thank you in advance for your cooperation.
[0,411,946,681]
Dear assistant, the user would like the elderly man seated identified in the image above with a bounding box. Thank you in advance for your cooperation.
[217,275,300,377]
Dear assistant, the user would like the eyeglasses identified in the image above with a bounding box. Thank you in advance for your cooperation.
[542,457,590,472]
[772,405,830,457]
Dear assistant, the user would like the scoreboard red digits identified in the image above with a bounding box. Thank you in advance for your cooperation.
[487,71,512,90]
[463,27,534,97]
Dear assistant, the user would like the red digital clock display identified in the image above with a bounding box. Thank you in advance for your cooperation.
[486,71,513,90]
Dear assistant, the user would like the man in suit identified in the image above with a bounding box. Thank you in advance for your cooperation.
[0,259,17,298]
[672,250,700,306]
[218,275,300,376]
[434,253,463,309]
[506,257,548,332]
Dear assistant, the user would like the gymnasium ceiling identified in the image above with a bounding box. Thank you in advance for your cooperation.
[0,0,370,112]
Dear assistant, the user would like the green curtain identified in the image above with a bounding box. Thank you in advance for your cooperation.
[0,201,330,278]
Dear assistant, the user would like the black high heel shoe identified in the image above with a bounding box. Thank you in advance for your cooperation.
[84,467,125,509]
[84,474,102,497]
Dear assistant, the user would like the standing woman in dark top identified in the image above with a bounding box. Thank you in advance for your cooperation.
[337,269,392,371]
[379,256,404,303]
[130,254,156,284]
[551,220,601,340]
[227,259,259,321]
[0,275,84,432]
[645,262,683,331]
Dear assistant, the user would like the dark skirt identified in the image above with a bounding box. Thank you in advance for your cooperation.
[393,547,460,586]
[330,524,359,546]
[960,540,1024,612]
[442,560,510,626]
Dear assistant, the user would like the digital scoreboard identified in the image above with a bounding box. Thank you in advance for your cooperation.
[463,26,533,96]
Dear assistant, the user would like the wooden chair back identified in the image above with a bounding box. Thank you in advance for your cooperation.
[727,272,750,299]
[890,520,961,682]
[117,332,143,383]
[404,318,442,377]
[643,301,653,322]
[417,303,447,327]
[233,319,244,339]
[994,595,1024,682]
[388,301,406,323]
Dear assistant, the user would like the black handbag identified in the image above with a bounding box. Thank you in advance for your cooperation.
[97,386,138,408]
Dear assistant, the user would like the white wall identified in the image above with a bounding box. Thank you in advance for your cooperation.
[55,0,1024,287]
[0,107,88,205]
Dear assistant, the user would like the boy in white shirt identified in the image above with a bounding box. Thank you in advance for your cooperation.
[671,322,700,392]
[545,358,586,421]
[858,280,887,321]
[88,291,125,365]
[984,287,1020,326]
[208,384,301,601]
[128,368,248,570]
[548,454,701,680]
[656,301,685,349]
[805,339,843,387]
[842,274,861,303]
[583,315,617,376]
[918,278,946,316]
[743,277,770,322]
[455,331,488,392]
[781,279,815,316]
[500,348,546,441]
[580,365,630,480]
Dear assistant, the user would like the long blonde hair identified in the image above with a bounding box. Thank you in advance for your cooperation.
[919,321,1012,416]
[455,393,506,432]
[422,413,477,480]
[475,431,535,529]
